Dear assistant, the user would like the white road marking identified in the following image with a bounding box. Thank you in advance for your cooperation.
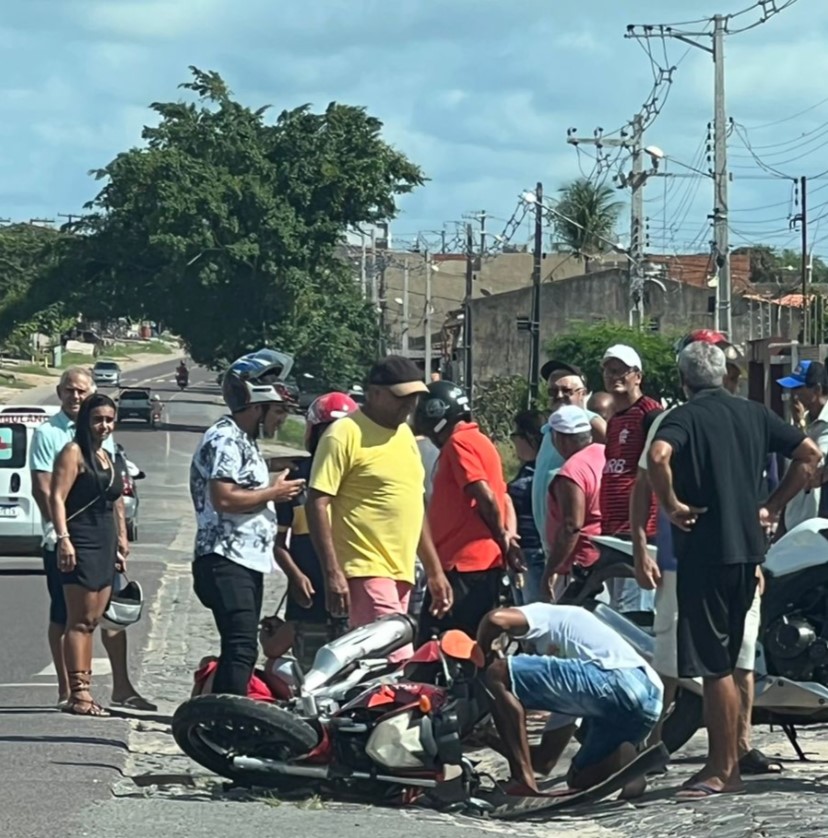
[36,657,112,677]
[0,682,59,688]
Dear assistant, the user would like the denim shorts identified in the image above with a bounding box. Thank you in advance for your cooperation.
[508,655,663,769]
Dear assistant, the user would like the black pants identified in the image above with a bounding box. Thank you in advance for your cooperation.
[193,554,264,696]
[416,567,504,647]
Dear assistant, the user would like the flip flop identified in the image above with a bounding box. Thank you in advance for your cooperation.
[739,748,783,775]
[675,782,745,800]
[110,695,158,712]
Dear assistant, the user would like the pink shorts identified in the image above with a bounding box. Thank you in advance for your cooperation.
[348,577,413,663]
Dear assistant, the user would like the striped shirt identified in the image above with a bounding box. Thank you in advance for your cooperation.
[600,396,662,536]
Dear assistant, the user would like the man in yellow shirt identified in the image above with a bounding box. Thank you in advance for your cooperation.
[307,356,453,660]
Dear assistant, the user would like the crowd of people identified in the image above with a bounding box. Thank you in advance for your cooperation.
[183,335,826,800]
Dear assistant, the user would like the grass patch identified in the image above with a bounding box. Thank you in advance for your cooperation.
[60,352,96,369]
[0,379,35,391]
[0,363,55,377]
[276,418,306,450]
[107,340,173,357]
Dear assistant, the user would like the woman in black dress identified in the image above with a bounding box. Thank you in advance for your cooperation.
[50,394,125,716]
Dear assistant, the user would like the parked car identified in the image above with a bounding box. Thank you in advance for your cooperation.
[115,388,154,425]
[114,443,144,541]
[93,359,122,388]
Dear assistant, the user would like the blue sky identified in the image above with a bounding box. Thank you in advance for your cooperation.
[1,0,827,258]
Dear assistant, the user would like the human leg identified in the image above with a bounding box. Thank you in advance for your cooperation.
[101,629,157,710]
[62,584,111,715]
[649,570,679,746]
[347,577,414,662]
[193,555,264,695]
[43,547,69,702]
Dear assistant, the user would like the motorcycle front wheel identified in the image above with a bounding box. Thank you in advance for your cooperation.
[172,694,319,788]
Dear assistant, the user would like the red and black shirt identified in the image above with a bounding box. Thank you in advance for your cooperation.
[600,396,662,536]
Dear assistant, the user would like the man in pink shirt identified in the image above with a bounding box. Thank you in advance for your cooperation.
[541,405,605,601]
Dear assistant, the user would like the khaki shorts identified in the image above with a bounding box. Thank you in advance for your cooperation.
[652,569,760,678]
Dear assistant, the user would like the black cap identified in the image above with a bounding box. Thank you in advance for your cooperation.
[540,359,585,383]
[367,356,429,397]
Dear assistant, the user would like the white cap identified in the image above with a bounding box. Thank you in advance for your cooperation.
[548,405,592,435]
[602,344,642,370]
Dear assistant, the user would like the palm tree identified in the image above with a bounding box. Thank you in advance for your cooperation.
[553,179,624,270]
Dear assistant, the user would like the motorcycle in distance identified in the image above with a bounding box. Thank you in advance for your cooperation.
[176,370,188,390]
[560,519,828,757]
[172,615,491,806]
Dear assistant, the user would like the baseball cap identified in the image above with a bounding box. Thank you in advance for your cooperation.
[548,405,592,435]
[602,344,643,371]
[367,355,429,397]
[777,360,827,390]
[540,359,585,383]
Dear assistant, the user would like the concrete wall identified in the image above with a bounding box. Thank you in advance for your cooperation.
[469,270,802,382]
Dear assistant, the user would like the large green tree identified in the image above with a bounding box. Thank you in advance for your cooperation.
[75,67,424,378]
[553,178,624,268]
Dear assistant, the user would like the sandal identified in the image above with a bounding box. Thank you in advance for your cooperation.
[61,670,111,718]
[739,748,783,775]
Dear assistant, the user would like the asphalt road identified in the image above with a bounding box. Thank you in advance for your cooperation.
[0,358,220,838]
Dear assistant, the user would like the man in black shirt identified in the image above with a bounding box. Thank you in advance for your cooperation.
[648,341,819,799]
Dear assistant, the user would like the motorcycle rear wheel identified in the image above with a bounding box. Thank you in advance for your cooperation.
[660,688,704,755]
[172,694,319,788]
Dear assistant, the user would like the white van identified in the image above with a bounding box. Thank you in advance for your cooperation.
[0,405,60,555]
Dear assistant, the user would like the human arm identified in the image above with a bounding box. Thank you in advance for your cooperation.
[630,468,661,589]
[49,444,81,572]
[589,415,607,444]
[504,493,518,538]
[305,489,348,617]
[29,429,55,523]
[647,439,706,531]
[210,468,304,514]
[466,480,524,570]
[476,607,531,660]
[417,515,453,617]
[32,471,52,522]
[763,438,821,524]
[274,530,315,609]
[540,478,585,600]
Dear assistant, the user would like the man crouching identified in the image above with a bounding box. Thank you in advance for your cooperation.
[477,603,663,796]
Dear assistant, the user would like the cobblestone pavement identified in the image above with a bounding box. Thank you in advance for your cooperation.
[110,563,828,838]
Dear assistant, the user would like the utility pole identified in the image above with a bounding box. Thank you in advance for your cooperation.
[58,212,82,227]
[378,253,387,357]
[529,182,543,403]
[712,14,731,338]
[799,175,809,343]
[29,217,54,226]
[566,128,643,323]
[402,257,410,357]
[463,223,474,398]
[629,114,646,329]
[424,248,433,383]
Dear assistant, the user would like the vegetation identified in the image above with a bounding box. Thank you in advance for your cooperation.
[545,322,683,404]
[553,179,624,267]
[0,68,423,383]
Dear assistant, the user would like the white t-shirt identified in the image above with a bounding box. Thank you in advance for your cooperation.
[515,603,660,688]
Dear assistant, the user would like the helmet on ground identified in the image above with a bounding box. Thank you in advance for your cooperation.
[307,392,359,427]
[222,348,288,413]
[414,381,471,435]
[675,329,745,368]
[101,574,143,632]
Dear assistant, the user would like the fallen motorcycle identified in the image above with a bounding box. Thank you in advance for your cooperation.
[172,626,491,806]
[563,519,828,757]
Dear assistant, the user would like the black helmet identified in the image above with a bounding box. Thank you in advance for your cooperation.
[414,380,471,435]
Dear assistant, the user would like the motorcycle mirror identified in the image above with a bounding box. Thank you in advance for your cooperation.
[135,471,146,480]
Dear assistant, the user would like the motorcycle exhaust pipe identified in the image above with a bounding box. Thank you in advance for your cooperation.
[231,756,438,788]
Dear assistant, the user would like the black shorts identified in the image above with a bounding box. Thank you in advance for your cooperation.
[416,567,505,647]
[676,562,758,678]
[43,547,67,626]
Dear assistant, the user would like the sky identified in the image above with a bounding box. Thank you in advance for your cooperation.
[1,0,827,260]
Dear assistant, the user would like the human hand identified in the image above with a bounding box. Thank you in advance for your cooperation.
[759,506,778,533]
[539,571,557,603]
[791,396,806,428]
[325,569,350,618]
[756,565,765,597]
[118,534,130,561]
[427,571,453,618]
[58,538,77,573]
[667,501,706,532]
[504,537,525,572]
[634,553,662,590]
[289,571,315,609]
[269,469,306,504]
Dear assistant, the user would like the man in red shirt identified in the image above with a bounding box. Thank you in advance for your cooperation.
[600,345,662,613]
[541,406,606,601]
[414,381,522,645]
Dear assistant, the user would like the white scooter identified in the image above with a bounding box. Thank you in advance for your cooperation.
[563,520,828,757]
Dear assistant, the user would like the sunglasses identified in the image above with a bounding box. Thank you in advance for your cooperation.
[549,386,585,399]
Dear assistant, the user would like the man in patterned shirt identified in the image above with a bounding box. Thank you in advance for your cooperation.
[190,350,305,695]
[599,345,662,614]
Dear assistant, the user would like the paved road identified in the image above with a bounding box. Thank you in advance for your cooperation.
[0,358,220,838]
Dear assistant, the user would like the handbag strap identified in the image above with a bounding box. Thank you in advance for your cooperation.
[67,453,115,523]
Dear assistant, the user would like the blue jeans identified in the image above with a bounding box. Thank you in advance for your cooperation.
[608,577,655,614]
[508,656,663,769]
[514,548,546,604]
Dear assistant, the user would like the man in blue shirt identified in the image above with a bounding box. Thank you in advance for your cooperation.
[30,366,155,711]
[531,361,606,571]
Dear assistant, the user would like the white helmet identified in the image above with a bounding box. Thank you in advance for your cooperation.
[222,348,292,413]
[101,574,144,632]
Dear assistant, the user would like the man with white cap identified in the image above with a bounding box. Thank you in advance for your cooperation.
[540,406,606,601]
[600,345,662,613]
